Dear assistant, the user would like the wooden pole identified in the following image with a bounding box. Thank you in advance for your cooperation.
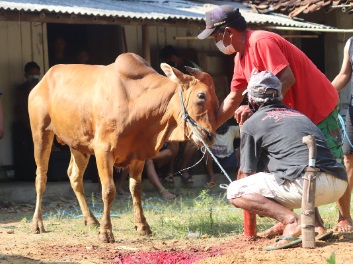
[244,210,257,238]
[301,135,318,248]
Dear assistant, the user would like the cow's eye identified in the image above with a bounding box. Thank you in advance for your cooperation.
[197,92,206,100]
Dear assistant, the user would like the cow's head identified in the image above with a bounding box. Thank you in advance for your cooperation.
[161,63,219,147]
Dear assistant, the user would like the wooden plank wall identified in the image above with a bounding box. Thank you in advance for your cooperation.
[0,21,47,167]
[123,24,221,72]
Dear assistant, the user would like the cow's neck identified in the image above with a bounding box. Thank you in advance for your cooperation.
[157,86,189,145]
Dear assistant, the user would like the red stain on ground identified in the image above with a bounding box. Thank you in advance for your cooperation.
[114,248,222,264]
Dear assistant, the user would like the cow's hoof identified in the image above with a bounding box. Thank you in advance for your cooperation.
[84,217,100,227]
[98,230,115,243]
[136,225,152,236]
[31,221,45,234]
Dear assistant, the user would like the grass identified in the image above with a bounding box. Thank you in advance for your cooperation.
[326,250,336,264]
[8,188,343,242]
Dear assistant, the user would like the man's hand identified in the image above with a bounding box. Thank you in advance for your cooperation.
[237,169,254,180]
[234,105,253,125]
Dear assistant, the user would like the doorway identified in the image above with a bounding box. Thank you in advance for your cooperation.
[47,23,124,66]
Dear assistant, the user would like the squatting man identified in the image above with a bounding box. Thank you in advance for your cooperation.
[226,70,348,250]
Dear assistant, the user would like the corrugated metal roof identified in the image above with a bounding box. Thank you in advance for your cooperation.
[0,0,334,29]
[237,0,353,18]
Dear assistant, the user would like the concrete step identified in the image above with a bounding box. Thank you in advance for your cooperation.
[0,173,236,203]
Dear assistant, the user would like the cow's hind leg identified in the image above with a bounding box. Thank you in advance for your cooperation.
[95,150,116,243]
[68,149,99,227]
[129,161,152,236]
[31,130,54,234]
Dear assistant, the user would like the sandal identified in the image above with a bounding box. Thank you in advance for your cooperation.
[163,173,174,184]
[180,172,194,183]
[204,182,216,189]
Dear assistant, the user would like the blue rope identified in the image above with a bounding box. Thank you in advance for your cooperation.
[338,113,353,148]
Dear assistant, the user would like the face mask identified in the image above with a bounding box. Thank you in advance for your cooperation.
[27,75,40,84]
[215,32,235,55]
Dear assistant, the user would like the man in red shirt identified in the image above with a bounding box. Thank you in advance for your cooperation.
[198,5,345,236]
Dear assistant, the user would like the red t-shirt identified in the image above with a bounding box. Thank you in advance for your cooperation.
[231,30,338,124]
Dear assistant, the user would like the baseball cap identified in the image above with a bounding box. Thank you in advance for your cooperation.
[242,71,282,99]
[198,5,243,40]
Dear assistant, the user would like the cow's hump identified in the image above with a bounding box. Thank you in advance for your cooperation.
[115,53,156,79]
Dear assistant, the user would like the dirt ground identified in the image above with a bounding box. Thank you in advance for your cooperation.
[1,204,353,264]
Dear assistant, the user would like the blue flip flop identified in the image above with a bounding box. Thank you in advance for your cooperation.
[264,236,302,251]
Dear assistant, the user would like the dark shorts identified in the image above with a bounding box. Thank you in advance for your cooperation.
[342,105,353,155]
[213,149,239,173]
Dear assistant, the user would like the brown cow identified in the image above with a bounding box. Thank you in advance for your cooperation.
[28,53,219,243]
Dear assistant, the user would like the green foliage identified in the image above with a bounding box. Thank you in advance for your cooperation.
[326,250,336,264]
[140,190,242,239]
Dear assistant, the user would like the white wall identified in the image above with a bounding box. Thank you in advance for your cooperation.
[0,21,47,167]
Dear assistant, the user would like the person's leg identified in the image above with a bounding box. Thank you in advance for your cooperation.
[229,194,301,247]
[335,154,353,231]
[228,172,303,242]
[162,142,179,183]
[116,168,129,196]
[145,159,175,199]
[179,141,198,182]
[153,148,172,168]
[203,151,216,188]
[333,105,353,232]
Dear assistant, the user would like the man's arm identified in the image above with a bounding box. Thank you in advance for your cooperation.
[332,39,352,92]
[216,90,244,128]
[232,66,295,126]
[237,169,255,179]
[276,65,296,96]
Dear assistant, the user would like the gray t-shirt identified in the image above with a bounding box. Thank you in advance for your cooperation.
[240,103,347,184]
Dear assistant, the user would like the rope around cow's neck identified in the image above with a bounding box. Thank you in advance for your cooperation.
[178,88,232,186]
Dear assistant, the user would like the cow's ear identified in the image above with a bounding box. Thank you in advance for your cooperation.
[186,67,215,91]
[161,63,183,83]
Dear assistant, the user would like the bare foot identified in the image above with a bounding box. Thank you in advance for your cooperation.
[315,226,326,236]
[257,222,284,238]
[159,188,176,200]
[266,219,301,249]
[333,218,353,232]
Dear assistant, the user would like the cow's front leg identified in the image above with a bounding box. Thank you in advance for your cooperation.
[95,150,116,243]
[129,161,152,236]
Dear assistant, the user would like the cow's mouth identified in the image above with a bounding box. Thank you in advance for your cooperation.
[191,130,215,147]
